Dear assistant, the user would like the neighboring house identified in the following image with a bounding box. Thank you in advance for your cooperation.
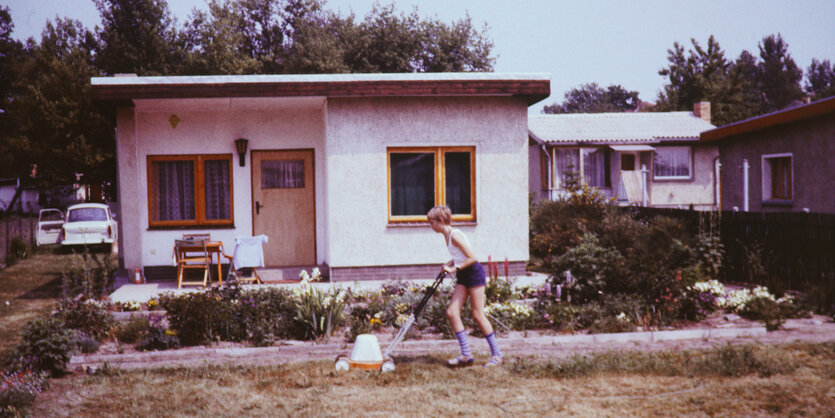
[91,73,550,281]
[0,178,39,213]
[529,103,718,209]
[701,96,835,213]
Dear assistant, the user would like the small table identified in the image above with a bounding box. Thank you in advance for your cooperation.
[174,241,225,286]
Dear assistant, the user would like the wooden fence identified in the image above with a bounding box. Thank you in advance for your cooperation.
[0,213,38,260]
[629,207,835,290]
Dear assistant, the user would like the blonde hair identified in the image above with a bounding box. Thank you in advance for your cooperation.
[427,205,452,224]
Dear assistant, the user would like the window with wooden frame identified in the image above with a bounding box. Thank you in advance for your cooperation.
[762,154,792,200]
[387,147,476,222]
[147,154,234,227]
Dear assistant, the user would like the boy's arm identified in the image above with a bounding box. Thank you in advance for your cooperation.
[449,232,478,270]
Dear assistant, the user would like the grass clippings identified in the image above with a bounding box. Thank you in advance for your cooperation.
[33,342,835,417]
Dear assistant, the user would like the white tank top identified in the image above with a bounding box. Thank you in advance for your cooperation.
[446,229,471,266]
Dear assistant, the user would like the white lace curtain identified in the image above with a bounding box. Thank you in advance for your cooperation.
[262,160,305,189]
[153,160,195,221]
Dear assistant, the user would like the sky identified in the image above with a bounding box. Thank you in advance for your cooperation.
[5,0,835,113]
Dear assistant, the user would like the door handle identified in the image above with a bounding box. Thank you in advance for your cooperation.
[256,201,264,215]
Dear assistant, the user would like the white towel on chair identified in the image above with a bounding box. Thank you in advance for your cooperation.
[232,235,269,269]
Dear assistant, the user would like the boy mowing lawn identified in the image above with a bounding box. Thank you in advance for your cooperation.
[427,205,503,367]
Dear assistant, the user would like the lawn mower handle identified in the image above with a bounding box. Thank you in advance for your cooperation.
[412,270,449,318]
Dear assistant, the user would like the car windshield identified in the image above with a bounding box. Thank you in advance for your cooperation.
[67,208,107,222]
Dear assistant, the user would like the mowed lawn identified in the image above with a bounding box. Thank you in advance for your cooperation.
[32,343,835,416]
[0,251,67,354]
[2,253,833,416]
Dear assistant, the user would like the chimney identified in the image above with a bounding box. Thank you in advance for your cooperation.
[693,101,711,124]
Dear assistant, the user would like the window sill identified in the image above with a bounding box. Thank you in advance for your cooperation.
[761,199,793,207]
[148,224,236,231]
[387,221,478,228]
[652,176,694,183]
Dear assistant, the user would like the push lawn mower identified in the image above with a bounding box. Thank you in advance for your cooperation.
[335,270,449,372]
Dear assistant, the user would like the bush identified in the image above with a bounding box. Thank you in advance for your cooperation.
[554,234,629,303]
[738,296,785,331]
[61,249,117,299]
[160,288,235,346]
[136,326,181,351]
[236,287,302,345]
[4,236,30,266]
[0,369,47,415]
[54,298,115,342]
[294,285,347,340]
[576,294,644,334]
[114,317,151,344]
[8,317,77,377]
[346,304,385,342]
[75,334,100,354]
[484,301,537,330]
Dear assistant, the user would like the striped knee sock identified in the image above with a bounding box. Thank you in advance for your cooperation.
[455,330,472,358]
[485,332,502,357]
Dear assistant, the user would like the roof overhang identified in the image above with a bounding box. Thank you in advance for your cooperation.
[609,144,656,152]
[91,73,551,107]
[701,96,835,142]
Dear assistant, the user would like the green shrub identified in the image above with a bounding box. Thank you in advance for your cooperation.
[160,288,235,346]
[236,287,301,345]
[75,334,100,354]
[738,296,785,331]
[54,298,115,342]
[4,236,30,266]
[114,317,151,344]
[61,249,117,299]
[136,326,181,351]
[294,285,347,340]
[554,234,629,303]
[8,317,77,377]
[0,369,47,415]
[485,275,516,303]
[346,304,384,342]
[536,301,579,331]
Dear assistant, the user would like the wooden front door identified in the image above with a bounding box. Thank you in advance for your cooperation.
[252,150,316,266]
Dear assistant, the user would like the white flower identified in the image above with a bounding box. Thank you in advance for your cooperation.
[616,312,627,321]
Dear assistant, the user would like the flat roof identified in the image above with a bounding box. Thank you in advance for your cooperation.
[91,72,551,106]
[701,96,835,141]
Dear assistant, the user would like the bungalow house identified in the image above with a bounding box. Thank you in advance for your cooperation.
[91,73,550,281]
[529,103,718,209]
[701,96,835,213]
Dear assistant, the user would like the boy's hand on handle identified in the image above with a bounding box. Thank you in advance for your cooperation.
[443,265,457,274]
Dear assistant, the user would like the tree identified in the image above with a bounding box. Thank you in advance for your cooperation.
[0,6,25,178]
[3,19,114,186]
[805,58,835,101]
[756,34,804,112]
[182,0,261,74]
[543,83,639,114]
[93,0,186,75]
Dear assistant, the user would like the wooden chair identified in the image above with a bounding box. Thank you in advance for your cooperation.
[175,238,210,289]
[221,235,268,284]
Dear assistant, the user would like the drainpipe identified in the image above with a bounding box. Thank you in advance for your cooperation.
[713,157,721,210]
[640,164,648,207]
[541,145,553,200]
[742,159,749,212]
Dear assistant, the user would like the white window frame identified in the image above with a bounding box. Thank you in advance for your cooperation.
[548,146,609,189]
[761,153,793,201]
[653,146,692,180]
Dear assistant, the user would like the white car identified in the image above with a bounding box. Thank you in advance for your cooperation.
[37,203,118,252]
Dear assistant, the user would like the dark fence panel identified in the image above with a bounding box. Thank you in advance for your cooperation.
[1,213,38,259]
[624,207,835,290]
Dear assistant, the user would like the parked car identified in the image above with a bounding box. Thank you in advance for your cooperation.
[37,203,118,252]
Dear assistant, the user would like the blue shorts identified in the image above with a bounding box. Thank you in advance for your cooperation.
[455,262,486,288]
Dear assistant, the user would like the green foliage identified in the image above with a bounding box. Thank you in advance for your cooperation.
[114,316,151,344]
[54,298,115,342]
[136,326,181,351]
[235,287,301,345]
[75,335,100,354]
[554,234,628,303]
[543,83,640,114]
[738,296,785,331]
[3,237,29,266]
[8,317,77,377]
[61,249,117,300]
[805,58,835,101]
[485,275,515,303]
[294,286,347,341]
[160,288,235,346]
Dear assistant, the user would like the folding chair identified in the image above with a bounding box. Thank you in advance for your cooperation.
[175,238,210,289]
[222,235,269,284]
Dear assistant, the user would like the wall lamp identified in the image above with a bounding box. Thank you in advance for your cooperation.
[234,138,248,167]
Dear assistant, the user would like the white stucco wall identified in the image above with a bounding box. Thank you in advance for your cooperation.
[650,144,719,209]
[116,97,327,270]
[324,96,531,268]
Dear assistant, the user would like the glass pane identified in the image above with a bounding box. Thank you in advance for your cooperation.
[204,159,231,220]
[445,152,472,215]
[262,160,305,189]
[151,160,195,221]
[67,208,107,222]
[583,148,606,187]
[553,148,580,188]
[390,152,434,216]
[654,147,691,177]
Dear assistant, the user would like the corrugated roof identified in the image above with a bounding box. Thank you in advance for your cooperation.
[529,112,715,144]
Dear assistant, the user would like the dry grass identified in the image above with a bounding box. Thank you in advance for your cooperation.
[31,343,835,417]
[0,251,67,354]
